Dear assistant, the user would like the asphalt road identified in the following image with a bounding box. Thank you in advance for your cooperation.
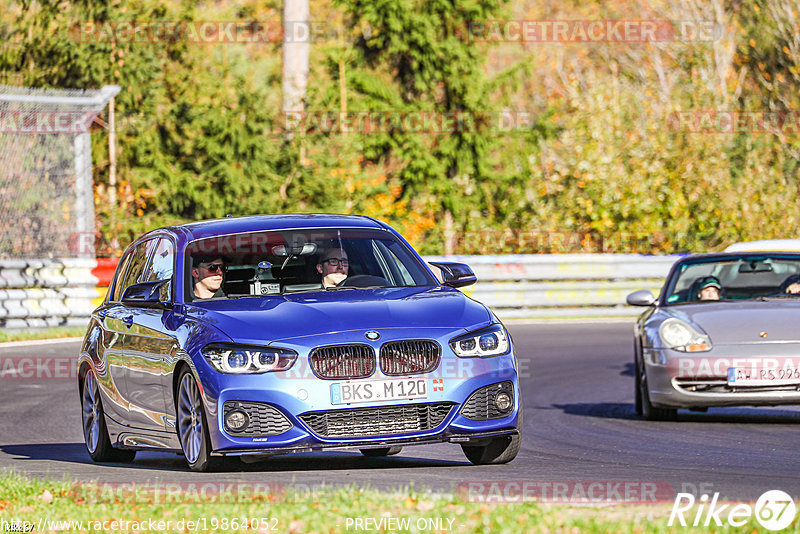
[2,323,800,501]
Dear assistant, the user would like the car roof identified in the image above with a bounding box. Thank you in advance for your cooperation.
[158,213,388,243]
[678,250,800,263]
[724,239,800,252]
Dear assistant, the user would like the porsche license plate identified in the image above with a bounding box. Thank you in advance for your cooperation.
[727,367,800,386]
[331,378,428,405]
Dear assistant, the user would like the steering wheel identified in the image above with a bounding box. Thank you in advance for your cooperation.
[336,274,389,288]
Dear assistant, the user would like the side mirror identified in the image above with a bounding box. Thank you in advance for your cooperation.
[626,289,656,306]
[122,280,172,308]
[429,262,477,288]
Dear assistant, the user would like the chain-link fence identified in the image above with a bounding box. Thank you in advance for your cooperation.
[0,84,119,259]
[0,84,119,328]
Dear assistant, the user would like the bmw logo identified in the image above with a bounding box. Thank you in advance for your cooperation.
[365,331,380,341]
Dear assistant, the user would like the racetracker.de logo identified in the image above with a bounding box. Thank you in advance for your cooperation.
[463,20,721,42]
[79,481,285,504]
[72,21,343,44]
[668,110,800,135]
[0,357,76,380]
[0,111,99,134]
[277,110,536,135]
[456,480,674,503]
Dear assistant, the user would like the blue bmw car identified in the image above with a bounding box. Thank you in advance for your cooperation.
[78,214,521,471]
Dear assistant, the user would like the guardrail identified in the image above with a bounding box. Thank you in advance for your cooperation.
[0,254,682,328]
[0,259,104,329]
[424,254,681,319]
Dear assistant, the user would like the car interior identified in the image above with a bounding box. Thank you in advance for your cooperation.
[666,257,800,303]
[184,230,429,301]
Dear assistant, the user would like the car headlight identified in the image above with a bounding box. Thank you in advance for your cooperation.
[658,318,712,352]
[450,324,510,357]
[202,344,297,374]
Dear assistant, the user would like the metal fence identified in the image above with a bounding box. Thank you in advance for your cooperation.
[0,258,100,328]
[0,84,119,258]
[0,254,682,329]
[425,254,681,318]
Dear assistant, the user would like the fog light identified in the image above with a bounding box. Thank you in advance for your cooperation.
[495,392,512,413]
[226,409,249,432]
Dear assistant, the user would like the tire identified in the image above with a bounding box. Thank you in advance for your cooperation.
[638,358,677,421]
[360,447,402,457]
[176,369,214,471]
[81,370,136,463]
[461,410,522,465]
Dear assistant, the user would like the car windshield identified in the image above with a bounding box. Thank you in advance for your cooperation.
[664,255,800,304]
[184,228,436,301]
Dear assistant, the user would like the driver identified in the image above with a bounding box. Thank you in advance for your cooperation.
[192,255,226,299]
[316,248,349,288]
[696,277,722,301]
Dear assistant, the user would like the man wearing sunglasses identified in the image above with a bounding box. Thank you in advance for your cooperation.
[192,255,226,299]
[316,248,349,288]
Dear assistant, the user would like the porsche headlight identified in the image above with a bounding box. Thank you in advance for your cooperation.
[202,344,297,374]
[450,324,510,357]
[659,318,712,352]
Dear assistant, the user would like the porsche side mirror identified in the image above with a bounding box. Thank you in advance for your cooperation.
[626,289,656,306]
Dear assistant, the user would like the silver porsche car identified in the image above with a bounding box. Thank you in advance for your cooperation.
[628,250,800,420]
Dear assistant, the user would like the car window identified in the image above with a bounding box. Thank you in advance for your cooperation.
[665,255,800,303]
[111,253,132,302]
[185,228,436,300]
[118,239,157,299]
[143,238,175,282]
[372,239,416,286]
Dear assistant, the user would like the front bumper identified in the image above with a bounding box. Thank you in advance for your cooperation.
[644,344,800,408]
[196,348,520,453]
[213,428,520,457]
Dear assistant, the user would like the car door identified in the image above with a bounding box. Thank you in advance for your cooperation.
[93,249,134,425]
[120,237,178,432]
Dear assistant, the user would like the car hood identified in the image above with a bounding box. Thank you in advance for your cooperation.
[664,300,800,344]
[185,286,492,343]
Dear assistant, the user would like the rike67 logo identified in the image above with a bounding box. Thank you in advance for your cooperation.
[669,490,796,531]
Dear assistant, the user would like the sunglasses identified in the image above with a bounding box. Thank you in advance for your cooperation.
[324,258,349,267]
[199,263,224,273]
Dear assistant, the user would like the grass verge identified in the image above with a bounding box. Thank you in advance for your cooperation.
[0,327,85,343]
[0,472,775,533]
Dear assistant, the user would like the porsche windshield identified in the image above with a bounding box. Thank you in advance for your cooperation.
[184,228,436,300]
[664,255,800,304]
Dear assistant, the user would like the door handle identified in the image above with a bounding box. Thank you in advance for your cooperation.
[123,315,133,328]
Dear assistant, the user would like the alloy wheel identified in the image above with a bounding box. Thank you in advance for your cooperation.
[177,373,204,464]
[81,372,100,453]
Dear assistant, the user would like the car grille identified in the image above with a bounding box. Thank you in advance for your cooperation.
[460,381,515,420]
[222,401,293,437]
[380,340,440,376]
[299,402,455,438]
[309,344,376,379]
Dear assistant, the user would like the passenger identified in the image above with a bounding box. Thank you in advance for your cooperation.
[781,274,800,294]
[316,248,349,288]
[696,277,722,301]
[192,255,226,299]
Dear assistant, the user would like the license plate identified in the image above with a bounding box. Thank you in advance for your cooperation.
[727,367,800,386]
[330,378,428,405]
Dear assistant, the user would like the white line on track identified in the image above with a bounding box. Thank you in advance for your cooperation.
[0,337,83,349]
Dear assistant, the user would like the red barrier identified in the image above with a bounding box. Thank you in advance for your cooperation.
[91,257,120,286]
